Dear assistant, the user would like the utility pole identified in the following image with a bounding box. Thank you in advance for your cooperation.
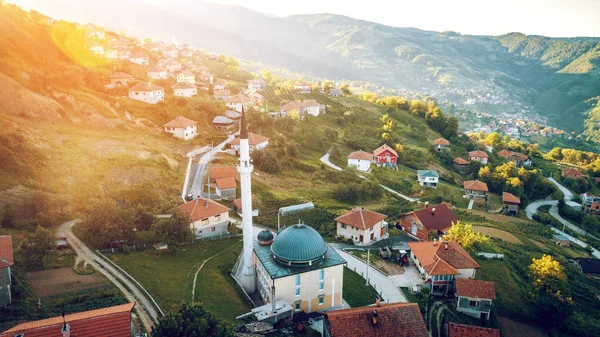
[365,249,370,286]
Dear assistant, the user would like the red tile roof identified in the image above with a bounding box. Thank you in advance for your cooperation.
[230,133,270,147]
[453,157,469,165]
[496,149,514,158]
[502,192,520,204]
[224,94,251,103]
[407,204,457,233]
[468,150,489,159]
[209,166,238,180]
[163,116,197,128]
[0,303,135,337]
[347,150,373,161]
[129,82,163,92]
[0,236,14,269]
[455,279,496,300]
[335,208,387,230]
[177,198,230,222]
[215,177,237,190]
[373,144,398,157]
[407,241,480,276]
[325,303,428,337]
[434,138,450,146]
[464,180,489,192]
[448,322,500,337]
[171,82,197,89]
[280,99,320,111]
[562,167,582,177]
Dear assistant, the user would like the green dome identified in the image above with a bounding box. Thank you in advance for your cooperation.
[257,230,274,244]
[271,224,328,266]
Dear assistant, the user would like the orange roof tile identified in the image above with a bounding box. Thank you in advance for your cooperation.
[0,236,14,269]
[177,198,230,222]
[129,82,163,92]
[325,303,428,337]
[496,149,514,158]
[502,192,520,204]
[224,94,251,103]
[230,133,270,147]
[335,208,387,230]
[434,138,450,146]
[468,150,489,158]
[455,279,496,300]
[171,82,197,89]
[163,116,197,128]
[562,167,582,177]
[0,303,135,337]
[209,166,237,180]
[215,177,237,190]
[448,322,500,337]
[464,180,488,192]
[407,241,480,276]
[453,157,469,165]
[347,150,373,161]
[373,144,398,157]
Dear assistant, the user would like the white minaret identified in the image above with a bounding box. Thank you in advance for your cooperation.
[237,106,256,293]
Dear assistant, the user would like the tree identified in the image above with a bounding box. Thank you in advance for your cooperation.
[340,84,351,95]
[1,204,16,228]
[442,116,459,138]
[153,210,193,244]
[20,226,54,270]
[528,255,573,327]
[443,221,489,253]
[152,303,234,337]
[135,211,154,231]
[81,198,135,249]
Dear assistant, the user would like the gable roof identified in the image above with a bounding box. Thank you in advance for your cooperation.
[177,198,230,222]
[464,180,489,192]
[224,110,242,119]
[325,303,428,337]
[434,138,450,146]
[455,279,496,299]
[373,144,398,157]
[407,241,480,276]
[405,203,457,232]
[448,323,500,337]
[163,116,197,128]
[215,177,237,190]
[453,157,469,165]
[0,303,135,337]
[281,99,320,111]
[0,236,14,269]
[468,150,489,158]
[230,133,270,146]
[347,150,373,161]
[496,149,514,158]
[209,166,237,180]
[171,83,197,89]
[224,94,251,103]
[177,70,194,77]
[502,192,520,204]
[562,167,582,176]
[335,208,387,230]
[128,82,163,92]
[212,116,234,125]
[417,170,439,178]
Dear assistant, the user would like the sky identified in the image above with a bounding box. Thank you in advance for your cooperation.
[7,0,600,37]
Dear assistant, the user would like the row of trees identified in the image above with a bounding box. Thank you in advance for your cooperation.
[545,147,600,174]
[477,162,555,203]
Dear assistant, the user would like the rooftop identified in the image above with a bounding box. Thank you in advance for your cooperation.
[0,236,14,269]
[129,82,163,92]
[417,170,439,178]
[209,166,237,180]
[373,144,398,157]
[407,241,480,276]
[455,279,496,299]
[335,208,387,230]
[453,157,469,165]
[347,150,373,161]
[212,116,234,124]
[434,138,450,146]
[406,203,457,232]
[325,303,428,337]
[502,192,520,204]
[448,322,500,337]
[468,150,489,158]
[230,133,270,146]
[177,198,230,222]
[464,180,489,192]
[215,177,237,190]
[163,116,197,128]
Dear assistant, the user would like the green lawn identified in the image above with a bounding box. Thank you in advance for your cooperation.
[110,237,252,321]
[342,266,379,307]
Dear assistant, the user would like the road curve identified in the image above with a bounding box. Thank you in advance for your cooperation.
[57,219,159,333]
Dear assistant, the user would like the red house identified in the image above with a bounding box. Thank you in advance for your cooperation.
[398,203,457,241]
[373,144,398,168]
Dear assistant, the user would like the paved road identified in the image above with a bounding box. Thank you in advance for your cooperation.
[525,200,557,220]
[319,151,342,171]
[335,249,407,303]
[379,184,419,202]
[57,219,160,332]
[548,177,574,200]
[189,134,236,199]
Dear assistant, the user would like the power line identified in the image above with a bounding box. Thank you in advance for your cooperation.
[11,273,57,317]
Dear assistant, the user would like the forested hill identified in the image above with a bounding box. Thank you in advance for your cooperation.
[29,0,600,138]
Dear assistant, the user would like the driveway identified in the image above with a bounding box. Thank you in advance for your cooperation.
[319,151,342,171]
[525,200,557,220]
[57,219,161,332]
[188,133,236,199]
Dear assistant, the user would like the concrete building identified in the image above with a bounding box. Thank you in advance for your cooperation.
[162,116,198,140]
[417,170,439,188]
[177,198,230,238]
[455,279,496,320]
[128,82,164,104]
[347,150,373,172]
[335,207,387,245]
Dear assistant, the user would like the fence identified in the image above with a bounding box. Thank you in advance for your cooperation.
[351,266,387,303]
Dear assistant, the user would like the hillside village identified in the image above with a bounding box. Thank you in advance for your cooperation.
[1,3,600,337]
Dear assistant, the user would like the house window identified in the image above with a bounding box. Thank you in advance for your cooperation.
[318,296,324,305]
[319,269,324,281]
[469,300,479,306]
[211,227,216,232]
[319,282,324,291]
[201,218,208,225]
[295,302,301,312]
[341,224,347,229]
[215,214,221,221]
[295,275,300,286]
[295,288,300,297]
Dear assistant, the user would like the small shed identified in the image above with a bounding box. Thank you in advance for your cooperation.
[552,234,570,247]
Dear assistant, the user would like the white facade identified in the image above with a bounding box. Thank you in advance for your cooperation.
[347,158,371,172]
[214,83,227,91]
[129,56,149,66]
[164,124,197,140]
[190,211,230,238]
[173,87,197,98]
[231,140,269,153]
[105,49,118,59]
[177,73,195,84]
[305,105,321,117]
[336,221,386,245]
[129,89,164,104]
[226,101,253,113]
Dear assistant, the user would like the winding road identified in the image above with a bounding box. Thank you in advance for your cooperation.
[57,219,161,332]
[188,133,237,199]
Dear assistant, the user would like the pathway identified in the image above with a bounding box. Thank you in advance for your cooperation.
[319,151,342,171]
[335,249,407,303]
[548,177,574,200]
[467,199,474,210]
[191,240,242,302]
[188,133,236,199]
[57,219,161,332]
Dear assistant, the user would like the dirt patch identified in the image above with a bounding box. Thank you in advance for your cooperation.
[528,238,549,250]
[0,72,63,119]
[499,317,548,337]
[472,226,523,244]
[27,267,109,298]
[467,209,532,225]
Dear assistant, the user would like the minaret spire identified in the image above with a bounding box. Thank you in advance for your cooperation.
[240,105,248,139]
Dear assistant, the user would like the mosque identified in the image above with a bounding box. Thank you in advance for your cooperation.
[233,107,346,315]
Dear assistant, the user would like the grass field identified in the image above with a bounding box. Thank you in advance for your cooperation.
[110,237,252,321]
[342,267,379,307]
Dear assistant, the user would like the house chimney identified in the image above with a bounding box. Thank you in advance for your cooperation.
[433,239,438,246]
[431,207,436,215]
[204,200,208,208]
[371,310,378,325]
[424,201,429,209]
[375,297,381,307]
[61,313,71,337]
[444,242,449,250]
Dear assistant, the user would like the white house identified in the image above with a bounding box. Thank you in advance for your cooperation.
[88,45,104,55]
[335,208,387,245]
[128,51,149,66]
[213,90,231,101]
[280,100,321,118]
[200,70,214,83]
[109,72,134,86]
[417,170,439,188]
[212,116,235,131]
[128,82,164,104]
[177,198,230,238]
[329,88,343,97]
[247,79,267,91]
[347,150,373,172]
[147,67,168,80]
[171,83,198,98]
[468,150,489,165]
[214,79,227,91]
[294,81,311,94]
[230,133,269,154]
[105,49,118,59]
[176,70,195,84]
[224,95,253,112]
[162,116,198,140]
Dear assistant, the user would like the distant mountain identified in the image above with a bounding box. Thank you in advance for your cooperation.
[32,0,600,136]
